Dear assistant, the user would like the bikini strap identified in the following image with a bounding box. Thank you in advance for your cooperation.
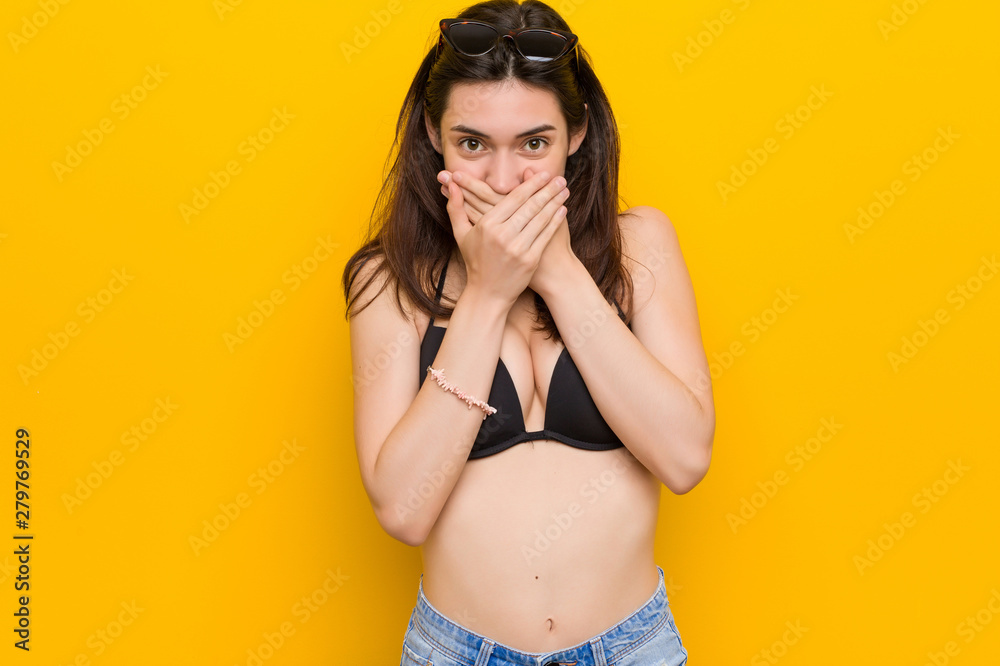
[428,256,450,326]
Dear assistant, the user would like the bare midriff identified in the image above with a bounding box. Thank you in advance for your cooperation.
[420,439,662,652]
[415,271,664,653]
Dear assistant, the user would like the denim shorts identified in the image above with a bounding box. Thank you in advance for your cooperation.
[400,565,688,666]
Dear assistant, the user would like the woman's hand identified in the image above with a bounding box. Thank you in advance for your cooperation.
[441,169,569,308]
[437,170,502,225]
[438,169,577,298]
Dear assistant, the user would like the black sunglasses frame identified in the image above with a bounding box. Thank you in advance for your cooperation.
[436,18,580,74]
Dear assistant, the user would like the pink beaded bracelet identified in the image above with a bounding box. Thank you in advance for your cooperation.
[426,366,497,420]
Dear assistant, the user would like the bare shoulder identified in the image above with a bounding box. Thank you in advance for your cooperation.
[616,205,713,421]
[348,253,422,332]
[347,252,424,501]
[618,205,686,318]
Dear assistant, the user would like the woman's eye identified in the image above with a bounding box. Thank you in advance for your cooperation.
[457,138,549,154]
[459,138,482,152]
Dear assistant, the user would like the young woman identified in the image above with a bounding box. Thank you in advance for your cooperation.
[342,1,714,664]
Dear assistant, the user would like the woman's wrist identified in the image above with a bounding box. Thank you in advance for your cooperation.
[532,254,588,302]
[454,281,514,326]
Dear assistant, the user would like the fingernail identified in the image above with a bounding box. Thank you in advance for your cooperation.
[453,171,463,183]
[437,172,450,184]
[555,176,566,188]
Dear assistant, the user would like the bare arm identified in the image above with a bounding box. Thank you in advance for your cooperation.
[351,171,569,545]
[534,206,715,494]
[349,258,511,546]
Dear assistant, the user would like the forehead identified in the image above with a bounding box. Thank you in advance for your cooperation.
[443,80,565,136]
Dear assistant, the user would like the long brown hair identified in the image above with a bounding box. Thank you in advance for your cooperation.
[342,0,636,343]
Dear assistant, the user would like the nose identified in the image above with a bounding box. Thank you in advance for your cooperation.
[483,156,521,195]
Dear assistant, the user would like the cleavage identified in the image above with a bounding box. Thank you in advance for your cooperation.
[430,299,563,433]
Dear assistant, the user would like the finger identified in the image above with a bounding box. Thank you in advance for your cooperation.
[520,181,569,241]
[464,201,482,226]
[438,170,451,198]
[446,180,472,240]
[479,170,553,227]
[453,171,503,224]
[443,183,490,224]
[441,173,493,221]
[527,202,567,254]
[452,170,503,207]
[508,175,568,233]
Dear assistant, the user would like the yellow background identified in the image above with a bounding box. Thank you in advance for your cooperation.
[2,0,998,663]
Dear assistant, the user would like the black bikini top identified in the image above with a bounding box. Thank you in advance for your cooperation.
[418,257,628,459]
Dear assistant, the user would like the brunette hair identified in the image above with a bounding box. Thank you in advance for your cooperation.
[341,0,636,343]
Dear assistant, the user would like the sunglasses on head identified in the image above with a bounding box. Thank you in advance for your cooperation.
[435,18,580,73]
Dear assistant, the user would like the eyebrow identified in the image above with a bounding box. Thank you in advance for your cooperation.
[448,123,558,140]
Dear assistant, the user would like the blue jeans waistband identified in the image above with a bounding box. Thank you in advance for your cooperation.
[411,564,671,666]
